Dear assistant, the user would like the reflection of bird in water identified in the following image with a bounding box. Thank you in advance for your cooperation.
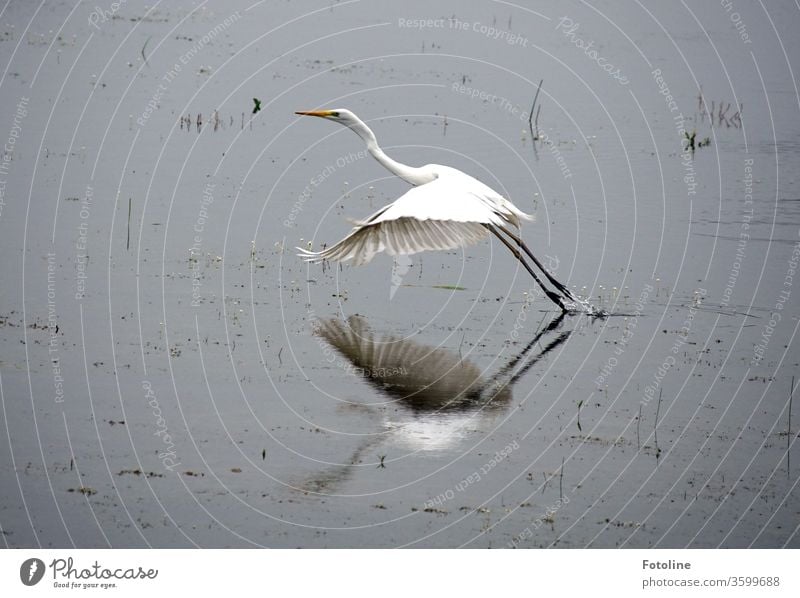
[315,316,512,414]
[316,313,570,412]
[299,313,571,494]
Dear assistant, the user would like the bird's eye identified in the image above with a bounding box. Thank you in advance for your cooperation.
[330,111,340,118]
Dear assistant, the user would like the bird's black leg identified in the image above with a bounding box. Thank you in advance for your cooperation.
[498,225,588,309]
[486,225,569,312]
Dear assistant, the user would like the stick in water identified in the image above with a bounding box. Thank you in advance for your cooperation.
[528,79,543,143]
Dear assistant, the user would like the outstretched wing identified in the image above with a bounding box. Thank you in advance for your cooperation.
[298,173,532,266]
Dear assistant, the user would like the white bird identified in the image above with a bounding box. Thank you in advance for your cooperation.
[294,109,593,313]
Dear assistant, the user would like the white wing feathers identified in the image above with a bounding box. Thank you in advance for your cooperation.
[297,173,533,266]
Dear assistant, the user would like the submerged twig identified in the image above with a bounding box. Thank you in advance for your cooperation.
[788,375,794,475]
[654,388,662,458]
[141,36,151,67]
[637,404,642,450]
[528,79,543,142]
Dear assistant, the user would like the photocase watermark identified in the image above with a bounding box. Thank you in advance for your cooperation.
[450,82,525,117]
[289,147,412,299]
[535,131,573,180]
[720,0,752,45]
[652,69,697,196]
[142,380,181,471]
[0,96,29,224]
[74,184,93,301]
[556,17,629,85]
[19,558,45,586]
[721,158,754,307]
[504,256,564,342]
[87,0,129,29]
[506,289,536,344]
[595,282,653,387]
[27,556,158,589]
[46,252,64,404]
[308,309,398,378]
[284,149,368,227]
[641,289,706,406]
[652,68,679,114]
[308,312,405,379]
[752,231,800,365]
[397,17,528,47]
[189,181,215,307]
[136,11,241,128]
[354,366,408,378]
[423,440,519,509]
[675,125,697,196]
[450,81,573,180]
[507,496,570,547]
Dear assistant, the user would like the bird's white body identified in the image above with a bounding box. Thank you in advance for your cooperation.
[293,108,593,313]
[308,164,533,266]
[365,164,531,226]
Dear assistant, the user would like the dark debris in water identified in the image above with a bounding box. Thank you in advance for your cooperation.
[117,469,163,478]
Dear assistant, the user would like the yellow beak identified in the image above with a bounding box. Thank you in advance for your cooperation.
[295,110,335,118]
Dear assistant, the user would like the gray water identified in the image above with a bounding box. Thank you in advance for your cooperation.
[0,0,798,548]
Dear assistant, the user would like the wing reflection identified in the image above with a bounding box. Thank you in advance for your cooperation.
[314,315,511,413]
[319,313,570,445]
[298,313,572,494]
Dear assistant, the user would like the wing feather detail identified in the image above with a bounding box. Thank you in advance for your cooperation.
[298,217,489,266]
[297,172,532,266]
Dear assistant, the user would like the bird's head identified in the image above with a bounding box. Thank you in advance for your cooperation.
[294,108,359,127]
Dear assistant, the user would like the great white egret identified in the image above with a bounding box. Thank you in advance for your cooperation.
[294,109,593,313]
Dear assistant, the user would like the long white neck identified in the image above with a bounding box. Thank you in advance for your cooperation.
[345,117,436,186]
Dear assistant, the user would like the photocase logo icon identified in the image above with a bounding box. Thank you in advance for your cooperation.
[20,558,45,586]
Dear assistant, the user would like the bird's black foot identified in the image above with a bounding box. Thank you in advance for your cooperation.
[550,292,606,317]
